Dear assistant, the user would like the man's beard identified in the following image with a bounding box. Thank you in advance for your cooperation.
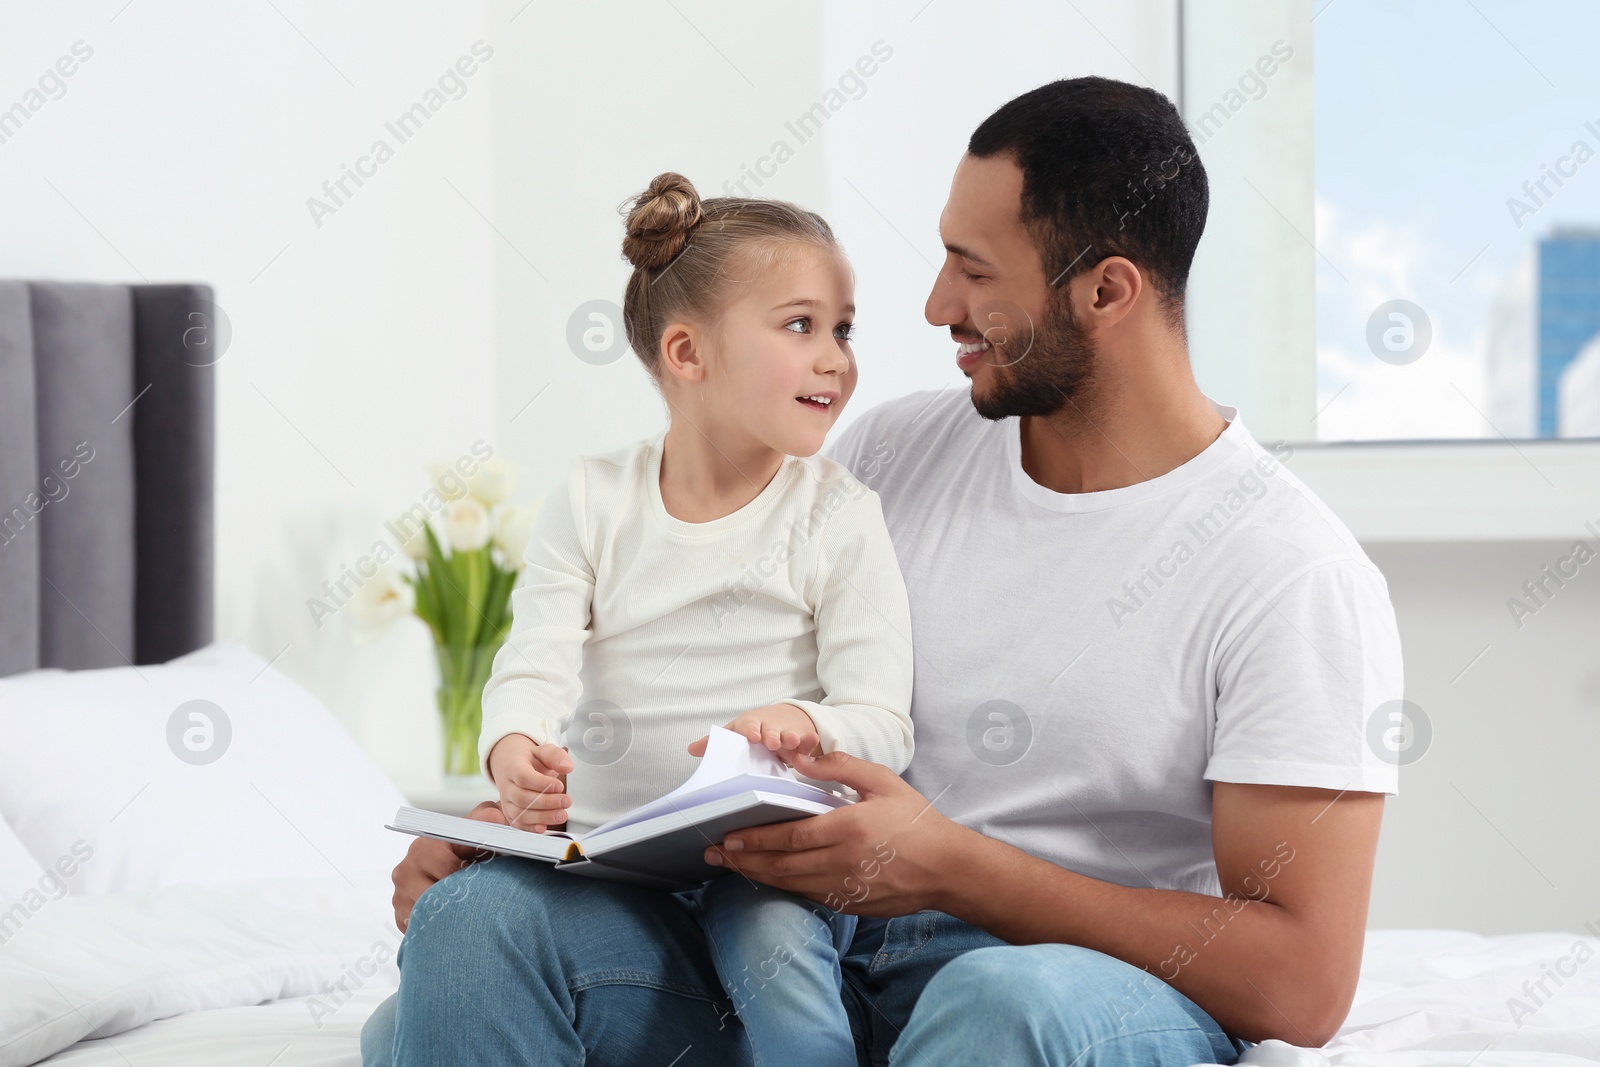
[968,293,1096,422]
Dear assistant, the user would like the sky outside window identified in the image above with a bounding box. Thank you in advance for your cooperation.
[1314,0,1600,441]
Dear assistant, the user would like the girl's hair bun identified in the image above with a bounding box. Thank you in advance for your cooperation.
[622,172,704,270]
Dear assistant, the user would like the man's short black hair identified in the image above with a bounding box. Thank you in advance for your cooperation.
[968,76,1208,325]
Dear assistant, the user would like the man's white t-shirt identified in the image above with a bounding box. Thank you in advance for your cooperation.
[824,388,1402,897]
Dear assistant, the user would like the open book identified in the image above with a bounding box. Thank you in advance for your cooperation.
[387,727,851,890]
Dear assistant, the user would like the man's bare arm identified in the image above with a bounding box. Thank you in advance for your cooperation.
[707,752,1382,1047]
[940,781,1382,1046]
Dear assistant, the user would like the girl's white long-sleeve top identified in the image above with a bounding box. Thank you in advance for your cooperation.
[478,430,914,834]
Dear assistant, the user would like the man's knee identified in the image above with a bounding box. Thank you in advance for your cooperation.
[923,945,1058,1015]
[913,944,1227,1063]
[923,944,1162,1029]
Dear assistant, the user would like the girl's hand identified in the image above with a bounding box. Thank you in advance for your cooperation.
[687,703,821,761]
[487,733,573,832]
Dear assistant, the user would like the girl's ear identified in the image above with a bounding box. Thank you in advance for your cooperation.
[659,322,707,384]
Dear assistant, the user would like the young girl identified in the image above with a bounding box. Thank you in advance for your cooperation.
[477,172,913,1067]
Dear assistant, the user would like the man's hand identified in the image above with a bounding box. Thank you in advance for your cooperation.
[391,801,504,933]
[688,702,821,761]
[701,749,970,917]
[487,733,573,831]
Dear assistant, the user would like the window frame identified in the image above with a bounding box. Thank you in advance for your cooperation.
[1178,0,1600,541]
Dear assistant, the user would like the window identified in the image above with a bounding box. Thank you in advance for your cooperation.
[1313,0,1600,441]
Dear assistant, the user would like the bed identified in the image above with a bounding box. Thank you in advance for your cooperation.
[17,923,1600,1066]
[0,280,407,1067]
[2,281,1597,1066]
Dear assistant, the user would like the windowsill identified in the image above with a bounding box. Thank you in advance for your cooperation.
[1284,439,1600,542]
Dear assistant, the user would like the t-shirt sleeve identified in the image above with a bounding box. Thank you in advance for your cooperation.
[1205,558,1402,796]
[774,484,915,773]
[478,461,594,778]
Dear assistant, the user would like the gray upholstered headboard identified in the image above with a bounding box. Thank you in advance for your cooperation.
[0,281,215,676]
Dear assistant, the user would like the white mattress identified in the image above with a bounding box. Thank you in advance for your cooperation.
[1295,929,1600,1066]
[1,876,401,1067]
[17,909,1599,1067]
[36,988,392,1067]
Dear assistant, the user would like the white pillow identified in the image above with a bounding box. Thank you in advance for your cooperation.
[0,641,409,895]
[0,816,47,908]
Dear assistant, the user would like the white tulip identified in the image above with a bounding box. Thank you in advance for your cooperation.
[348,565,416,636]
[469,458,520,507]
[445,497,491,552]
[391,514,433,561]
[494,501,543,568]
[426,461,472,502]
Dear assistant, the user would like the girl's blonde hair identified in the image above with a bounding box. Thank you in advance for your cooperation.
[620,171,839,378]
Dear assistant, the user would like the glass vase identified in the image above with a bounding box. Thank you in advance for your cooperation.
[434,642,502,779]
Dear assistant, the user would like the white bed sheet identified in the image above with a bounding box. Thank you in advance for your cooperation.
[36,988,392,1067]
[1226,930,1600,1067]
[1,876,399,1067]
[25,926,1600,1066]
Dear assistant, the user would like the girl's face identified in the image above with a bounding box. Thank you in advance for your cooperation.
[700,243,858,458]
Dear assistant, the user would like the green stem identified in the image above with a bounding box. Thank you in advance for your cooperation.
[429,557,518,779]
[436,640,505,777]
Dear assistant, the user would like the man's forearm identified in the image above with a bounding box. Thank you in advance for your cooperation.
[932,828,1348,1046]
[708,758,1377,1045]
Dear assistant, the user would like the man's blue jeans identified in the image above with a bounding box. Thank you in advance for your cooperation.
[361,857,1248,1066]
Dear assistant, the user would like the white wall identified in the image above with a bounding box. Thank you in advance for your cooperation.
[1366,541,1600,935]
[486,2,827,491]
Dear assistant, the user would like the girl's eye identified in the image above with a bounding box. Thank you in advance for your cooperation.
[786,316,853,340]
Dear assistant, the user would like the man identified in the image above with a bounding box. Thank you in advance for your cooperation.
[363,76,1400,1066]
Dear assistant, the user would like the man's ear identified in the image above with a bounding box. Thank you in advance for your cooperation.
[1076,256,1143,328]
[659,322,707,384]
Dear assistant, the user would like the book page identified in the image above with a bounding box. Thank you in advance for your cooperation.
[661,725,794,798]
[585,727,824,838]
[390,807,575,862]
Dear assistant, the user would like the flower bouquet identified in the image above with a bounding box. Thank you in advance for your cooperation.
[359,455,542,779]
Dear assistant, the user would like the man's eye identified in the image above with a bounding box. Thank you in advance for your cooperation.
[785,317,810,334]
[958,266,985,282]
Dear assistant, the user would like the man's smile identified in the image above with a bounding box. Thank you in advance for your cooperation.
[956,337,992,371]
